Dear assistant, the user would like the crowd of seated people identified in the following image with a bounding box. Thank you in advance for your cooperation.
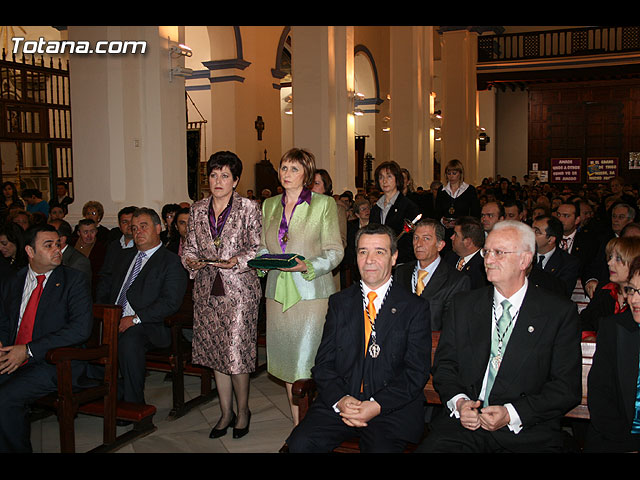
[4,161,640,454]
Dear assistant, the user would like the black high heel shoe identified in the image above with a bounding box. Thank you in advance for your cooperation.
[209,412,236,439]
[233,411,251,439]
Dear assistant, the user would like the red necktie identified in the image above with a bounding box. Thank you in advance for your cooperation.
[15,274,46,345]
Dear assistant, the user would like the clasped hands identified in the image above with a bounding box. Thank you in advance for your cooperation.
[336,395,381,428]
[0,341,28,375]
[457,398,510,432]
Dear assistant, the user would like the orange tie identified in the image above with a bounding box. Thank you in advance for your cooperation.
[416,270,428,296]
[364,291,377,356]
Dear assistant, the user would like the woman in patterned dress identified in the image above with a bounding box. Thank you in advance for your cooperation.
[181,151,262,439]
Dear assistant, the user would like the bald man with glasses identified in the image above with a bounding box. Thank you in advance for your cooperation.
[417,220,581,453]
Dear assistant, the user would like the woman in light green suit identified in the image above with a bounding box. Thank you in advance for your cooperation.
[257,148,344,425]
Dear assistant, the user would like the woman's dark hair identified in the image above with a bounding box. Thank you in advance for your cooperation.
[314,169,333,196]
[168,207,190,242]
[207,151,243,180]
[161,203,181,223]
[2,181,20,203]
[374,161,404,192]
[0,222,27,268]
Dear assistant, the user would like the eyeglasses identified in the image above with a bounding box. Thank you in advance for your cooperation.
[623,285,640,297]
[480,249,520,259]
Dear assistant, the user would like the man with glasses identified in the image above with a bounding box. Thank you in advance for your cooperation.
[417,220,581,453]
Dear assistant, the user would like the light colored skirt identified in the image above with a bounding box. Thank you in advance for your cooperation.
[266,298,329,384]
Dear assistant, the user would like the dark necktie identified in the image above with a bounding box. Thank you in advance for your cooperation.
[16,274,46,345]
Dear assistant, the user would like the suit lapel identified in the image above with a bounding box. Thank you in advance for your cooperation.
[7,269,28,343]
[491,285,546,396]
[422,260,446,298]
[469,288,493,387]
[33,266,64,332]
[543,249,560,275]
[397,261,417,293]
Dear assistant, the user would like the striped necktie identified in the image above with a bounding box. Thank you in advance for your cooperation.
[116,251,146,311]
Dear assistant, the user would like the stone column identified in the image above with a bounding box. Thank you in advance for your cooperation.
[440,29,479,185]
[290,26,356,193]
[389,26,434,188]
[67,26,189,227]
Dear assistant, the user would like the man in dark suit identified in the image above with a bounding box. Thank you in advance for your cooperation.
[396,218,470,331]
[286,223,431,452]
[532,215,581,298]
[49,219,92,282]
[0,223,93,452]
[555,201,599,281]
[99,206,137,286]
[417,220,581,453]
[444,216,488,290]
[48,181,74,212]
[95,207,188,405]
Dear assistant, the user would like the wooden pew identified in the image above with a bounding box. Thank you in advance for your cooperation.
[36,304,157,453]
[289,331,596,453]
[145,280,218,420]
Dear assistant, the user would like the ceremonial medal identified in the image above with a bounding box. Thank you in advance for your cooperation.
[213,236,222,248]
[449,205,455,215]
[491,354,501,370]
[369,343,380,358]
[282,233,289,244]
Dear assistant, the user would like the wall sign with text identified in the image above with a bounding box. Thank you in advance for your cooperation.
[587,157,618,182]
[551,158,582,183]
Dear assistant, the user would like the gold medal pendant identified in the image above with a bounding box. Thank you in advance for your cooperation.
[213,236,222,248]
[282,233,289,244]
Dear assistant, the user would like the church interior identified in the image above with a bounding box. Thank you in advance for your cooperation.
[2,25,640,453]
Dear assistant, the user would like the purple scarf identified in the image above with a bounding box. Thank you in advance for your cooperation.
[208,195,233,245]
[278,188,311,253]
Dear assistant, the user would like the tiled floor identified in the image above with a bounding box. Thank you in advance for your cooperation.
[30,348,297,453]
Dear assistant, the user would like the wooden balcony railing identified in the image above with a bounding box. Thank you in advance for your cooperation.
[478,26,640,63]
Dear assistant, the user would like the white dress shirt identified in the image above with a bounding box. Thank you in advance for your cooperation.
[18,266,54,332]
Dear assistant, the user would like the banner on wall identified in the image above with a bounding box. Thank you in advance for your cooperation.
[551,158,582,183]
[586,157,618,182]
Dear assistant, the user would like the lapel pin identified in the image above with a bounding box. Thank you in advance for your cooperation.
[391,307,397,314]
[56,283,61,287]
[528,326,534,333]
